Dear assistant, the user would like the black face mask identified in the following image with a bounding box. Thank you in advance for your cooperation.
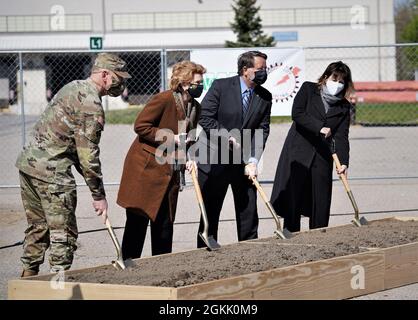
[107,76,126,97]
[107,82,125,97]
[187,84,204,98]
[252,69,268,85]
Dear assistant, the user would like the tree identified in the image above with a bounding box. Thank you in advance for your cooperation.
[400,13,418,43]
[395,0,417,42]
[225,0,275,48]
[394,0,418,79]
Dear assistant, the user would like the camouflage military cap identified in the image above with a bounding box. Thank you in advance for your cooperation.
[93,53,131,78]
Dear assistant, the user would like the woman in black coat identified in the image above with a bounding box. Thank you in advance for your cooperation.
[270,61,354,232]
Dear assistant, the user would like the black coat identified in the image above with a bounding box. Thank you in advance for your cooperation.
[270,81,351,222]
[197,75,272,173]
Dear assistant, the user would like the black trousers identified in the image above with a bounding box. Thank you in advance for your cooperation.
[197,164,258,248]
[283,154,333,232]
[121,191,173,260]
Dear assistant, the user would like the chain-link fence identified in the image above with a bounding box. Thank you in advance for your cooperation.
[304,44,418,126]
[0,44,417,187]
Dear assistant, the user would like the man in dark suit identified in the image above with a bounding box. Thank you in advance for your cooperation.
[196,51,272,247]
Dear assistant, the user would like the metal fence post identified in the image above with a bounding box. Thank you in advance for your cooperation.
[18,52,26,147]
[0,45,416,189]
[160,48,167,91]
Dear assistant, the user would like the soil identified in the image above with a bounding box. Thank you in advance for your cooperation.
[37,219,418,287]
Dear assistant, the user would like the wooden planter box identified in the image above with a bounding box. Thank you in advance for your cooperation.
[8,216,418,300]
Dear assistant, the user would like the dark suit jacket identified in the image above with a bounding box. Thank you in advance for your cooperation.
[197,75,272,173]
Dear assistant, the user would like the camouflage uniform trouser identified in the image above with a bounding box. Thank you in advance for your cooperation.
[19,171,78,273]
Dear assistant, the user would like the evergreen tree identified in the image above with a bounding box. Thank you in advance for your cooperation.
[225,0,275,47]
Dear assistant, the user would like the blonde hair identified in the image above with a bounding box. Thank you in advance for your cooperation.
[169,61,206,91]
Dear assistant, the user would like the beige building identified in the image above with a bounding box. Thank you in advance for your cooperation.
[0,0,398,114]
[0,0,396,49]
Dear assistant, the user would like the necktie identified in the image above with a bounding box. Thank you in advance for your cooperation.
[242,89,252,116]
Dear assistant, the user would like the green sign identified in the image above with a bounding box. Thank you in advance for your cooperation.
[90,37,103,50]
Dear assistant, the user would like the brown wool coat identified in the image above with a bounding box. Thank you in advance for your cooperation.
[117,90,199,222]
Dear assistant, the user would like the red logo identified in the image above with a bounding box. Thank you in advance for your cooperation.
[266,62,301,103]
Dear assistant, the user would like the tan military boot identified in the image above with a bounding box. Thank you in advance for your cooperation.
[21,269,38,278]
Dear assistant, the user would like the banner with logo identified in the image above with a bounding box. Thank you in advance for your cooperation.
[190,48,305,116]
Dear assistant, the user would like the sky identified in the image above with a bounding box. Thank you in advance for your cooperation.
[394,0,412,6]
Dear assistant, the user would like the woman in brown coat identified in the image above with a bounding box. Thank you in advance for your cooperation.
[117,61,206,259]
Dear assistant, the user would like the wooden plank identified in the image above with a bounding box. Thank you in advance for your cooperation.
[393,216,418,222]
[176,251,385,300]
[383,242,418,290]
[8,280,175,300]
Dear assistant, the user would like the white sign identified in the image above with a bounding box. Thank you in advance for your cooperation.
[190,48,305,116]
[0,78,9,100]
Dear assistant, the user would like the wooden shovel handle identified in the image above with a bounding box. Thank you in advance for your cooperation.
[190,166,204,204]
[105,217,122,251]
[251,176,284,230]
[251,176,269,203]
[105,215,111,229]
[332,153,351,192]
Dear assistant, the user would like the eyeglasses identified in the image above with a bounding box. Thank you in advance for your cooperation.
[189,82,203,89]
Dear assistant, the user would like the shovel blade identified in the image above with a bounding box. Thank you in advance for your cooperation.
[199,232,221,251]
[359,216,368,225]
[112,260,126,270]
[124,258,135,268]
[111,258,135,270]
[352,216,368,227]
[275,228,293,239]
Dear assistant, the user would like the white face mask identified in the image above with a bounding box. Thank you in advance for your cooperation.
[326,79,344,96]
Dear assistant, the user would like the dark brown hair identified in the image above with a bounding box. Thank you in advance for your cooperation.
[237,51,268,75]
[318,61,354,98]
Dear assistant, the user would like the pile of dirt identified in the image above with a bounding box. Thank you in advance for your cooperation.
[41,218,418,287]
[265,219,418,249]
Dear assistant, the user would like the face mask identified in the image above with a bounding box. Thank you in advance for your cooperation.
[107,76,126,97]
[187,84,204,98]
[251,69,268,85]
[326,79,344,96]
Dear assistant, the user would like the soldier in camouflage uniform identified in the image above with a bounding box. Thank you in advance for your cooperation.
[15,53,131,277]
